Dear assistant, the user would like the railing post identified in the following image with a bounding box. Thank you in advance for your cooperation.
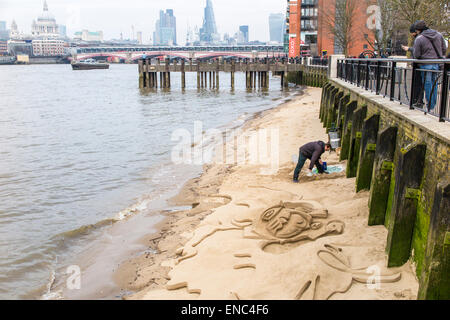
[365,61,370,90]
[439,62,449,122]
[338,60,342,79]
[390,61,396,101]
[357,60,361,87]
[410,62,418,110]
[346,60,350,82]
[375,60,381,94]
[349,61,354,84]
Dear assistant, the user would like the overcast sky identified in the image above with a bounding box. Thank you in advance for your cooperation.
[0,0,286,44]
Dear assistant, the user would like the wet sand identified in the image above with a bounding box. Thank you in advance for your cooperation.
[115,87,419,300]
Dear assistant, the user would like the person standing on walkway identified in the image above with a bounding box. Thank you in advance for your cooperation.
[412,21,447,111]
[293,141,331,183]
[402,22,424,107]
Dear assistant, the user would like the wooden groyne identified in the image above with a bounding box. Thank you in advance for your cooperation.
[321,78,450,300]
[138,58,327,90]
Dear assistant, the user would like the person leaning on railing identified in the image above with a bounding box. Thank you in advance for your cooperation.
[402,22,424,107]
[411,20,447,111]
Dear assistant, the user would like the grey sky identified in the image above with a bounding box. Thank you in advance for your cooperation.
[0,0,286,44]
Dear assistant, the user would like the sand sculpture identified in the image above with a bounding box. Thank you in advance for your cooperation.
[294,244,402,300]
[142,193,401,300]
[234,201,345,250]
[174,198,344,265]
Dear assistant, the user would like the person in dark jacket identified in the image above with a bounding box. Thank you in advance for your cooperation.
[293,141,331,182]
[402,22,424,107]
[412,21,447,110]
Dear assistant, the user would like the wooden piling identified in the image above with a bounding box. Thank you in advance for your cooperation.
[145,59,151,89]
[216,60,220,89]
[138,59,144,88]
[368,127,398,226]
[418,179,450,300]
[327,91,343,132]
[284,64,289,88]
[231,60,235,90]
[337,94,351,131]
[346,105,367,178]
[339,100,357,161]
[324,87,338,130]
[181,60,186,89]
[386,143,427,267]
[356,114,380,192]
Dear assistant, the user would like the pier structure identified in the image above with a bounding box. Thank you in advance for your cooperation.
[138,58,323,90]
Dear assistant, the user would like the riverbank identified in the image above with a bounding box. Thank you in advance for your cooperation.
[117,87,419,300]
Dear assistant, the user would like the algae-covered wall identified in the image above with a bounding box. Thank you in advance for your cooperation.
[321,78,450,300]
[287,66,327,88]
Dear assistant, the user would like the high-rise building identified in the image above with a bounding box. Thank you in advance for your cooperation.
[137,31,143,44]
[239,26,249,44]
[154,9,177,45]
[199,0,219,43]
[0,21,9,40]
[58,24,67,38]
[269,13,284,43]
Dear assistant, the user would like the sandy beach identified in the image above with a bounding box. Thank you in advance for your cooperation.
[116,87,419,300]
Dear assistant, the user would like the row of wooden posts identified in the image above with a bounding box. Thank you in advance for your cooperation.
[320,82,449,300]
[138,58,307,90]
[140,67,276,90]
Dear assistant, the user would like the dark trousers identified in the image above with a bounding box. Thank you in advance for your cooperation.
[412,69,424,106]
[293,152,323,181]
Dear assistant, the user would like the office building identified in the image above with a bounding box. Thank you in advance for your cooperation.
[239,26,249,44]
[154,9,177,45]
[269,13,284,43]
[32,39,65,56]
[199,0,219,43]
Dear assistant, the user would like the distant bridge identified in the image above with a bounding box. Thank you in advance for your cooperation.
[73,45,286,62]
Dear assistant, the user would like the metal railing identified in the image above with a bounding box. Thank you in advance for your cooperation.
[337,58,450,122]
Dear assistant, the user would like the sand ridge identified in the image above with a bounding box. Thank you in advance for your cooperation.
[118,87,418,300]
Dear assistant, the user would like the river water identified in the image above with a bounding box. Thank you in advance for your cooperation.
[0,64,291,299]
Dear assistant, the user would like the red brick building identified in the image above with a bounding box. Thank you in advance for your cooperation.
[286,0,376,57]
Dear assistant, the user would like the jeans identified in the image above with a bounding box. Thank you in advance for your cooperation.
[293,152,323,181]
[421,64,439,110]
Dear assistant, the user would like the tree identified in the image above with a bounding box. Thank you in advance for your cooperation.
[365,0,397,56]
[388,0,450,37]
[320,0,361,56]
[365,0,449,56]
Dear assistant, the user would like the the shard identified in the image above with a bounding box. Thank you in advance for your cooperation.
[199,0,219,43]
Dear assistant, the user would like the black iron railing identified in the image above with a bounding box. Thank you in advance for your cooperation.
[336,58,450,122]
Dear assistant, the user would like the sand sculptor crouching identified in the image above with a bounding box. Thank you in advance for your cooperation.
[293,141,331,183]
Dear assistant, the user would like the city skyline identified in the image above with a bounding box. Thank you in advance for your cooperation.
[0,0,286,44]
